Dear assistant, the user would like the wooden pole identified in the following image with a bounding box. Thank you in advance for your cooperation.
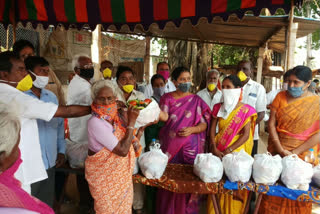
[144,36,151,83]
[256,47,264,84]
[91,24,102,80]
[286,1,298,69]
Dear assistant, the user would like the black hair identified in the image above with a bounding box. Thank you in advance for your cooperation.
[283,70,291,81]
[237,60,253,71]
[101,60,113,67]
[156,61,170,70]
[171,66,190,81]
[12,40,35,56]
[151,74,165,87]
[223,75,242,88]
[116,66,134,80]
[24,56,49,72]
[313,79,319,83]
[0,51,19,73]
[290,66,312,83]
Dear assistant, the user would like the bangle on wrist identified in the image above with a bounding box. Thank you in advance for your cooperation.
[127,126,134,130]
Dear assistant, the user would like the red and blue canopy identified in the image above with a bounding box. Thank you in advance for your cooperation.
[0,0,302,30]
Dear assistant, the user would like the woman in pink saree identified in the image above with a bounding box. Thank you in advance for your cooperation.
[208,75,257,214]
[0,103,54,214]
[156,67,211,214]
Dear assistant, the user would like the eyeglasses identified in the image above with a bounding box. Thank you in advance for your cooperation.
[77,64,94,69]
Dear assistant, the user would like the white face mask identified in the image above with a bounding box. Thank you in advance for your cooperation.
[217,88,242,119]
[30,71,49,89]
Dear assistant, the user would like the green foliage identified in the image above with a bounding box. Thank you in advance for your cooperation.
[152,37,168,57]
[209,44,258,66]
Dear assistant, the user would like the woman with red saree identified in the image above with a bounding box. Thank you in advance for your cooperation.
[156,67,211,214]
[259,66,320,214]
[208,75,257,214]
[0,103,54,214]
[84,80,144,214]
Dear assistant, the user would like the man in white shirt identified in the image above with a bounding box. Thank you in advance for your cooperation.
[237,60,267,156]
[197,69,222,110]
[114,66,146,213]
[144,62,176,98]
[0,51,90,193]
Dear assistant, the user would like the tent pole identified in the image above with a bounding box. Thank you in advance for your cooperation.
[91,24,102,80]
[144,36,151,83]
[256,47,264,84]
[286,0,298,69]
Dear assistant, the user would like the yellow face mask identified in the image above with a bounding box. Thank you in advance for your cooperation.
[103,68,112,79]
[207,83,216,91]
[122,84,134,93]
[237,70,247,82]
[16,74,33,91]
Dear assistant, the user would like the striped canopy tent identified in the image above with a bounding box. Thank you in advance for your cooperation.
[0,0,303,30]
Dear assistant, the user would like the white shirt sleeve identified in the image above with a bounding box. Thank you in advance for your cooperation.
[255,84,267,113]
[17,92,58,122]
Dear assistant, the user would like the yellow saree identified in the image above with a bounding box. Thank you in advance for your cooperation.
[208,103,257,214]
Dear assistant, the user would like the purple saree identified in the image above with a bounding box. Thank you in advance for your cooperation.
[156,93,211,214]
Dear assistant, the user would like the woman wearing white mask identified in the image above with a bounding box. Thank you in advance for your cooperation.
[208,75,257,214]
[156,66,211,214]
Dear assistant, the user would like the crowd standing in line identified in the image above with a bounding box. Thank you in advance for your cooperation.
[0,39,320,214]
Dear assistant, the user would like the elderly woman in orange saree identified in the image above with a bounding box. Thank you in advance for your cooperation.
[84,80,143,214]
[259,66,320,214]
[208,75,257,214]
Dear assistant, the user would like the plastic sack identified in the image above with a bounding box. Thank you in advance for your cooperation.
[135,100,160,128]
[193,153,223,183]
[281,154,313,191]
[138,143,168,179]
[222,149,254,183]
[253,153,282,185]
[312,165,320,187]
[133,158,139,175]
[65,139,88,168]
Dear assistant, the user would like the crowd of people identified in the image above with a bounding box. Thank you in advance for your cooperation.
[0,39,319,214]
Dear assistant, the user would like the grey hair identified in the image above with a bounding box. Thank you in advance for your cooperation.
[0,102,21,157]
[207,69,220,79]
[91,79,117,100]
[71,54,90,70]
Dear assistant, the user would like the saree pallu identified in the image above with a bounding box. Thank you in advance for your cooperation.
[208,103,257,214]
[156,93,211,214]
[85,147,135,214]
[260,93,320,214]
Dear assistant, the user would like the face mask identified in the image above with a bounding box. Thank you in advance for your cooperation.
[30,71,49,89]
[158,70,170,81]
[0,74,33,92]
[153,86,165,97]
[79,68,94,79]
[207,83,216,92]
[282,83,288,90]
[122,84,134,93]
[237,70,247,82]
[217,88,242,119]
[177,82,191,93]
[288,85,305,98]
[103,68,112,79]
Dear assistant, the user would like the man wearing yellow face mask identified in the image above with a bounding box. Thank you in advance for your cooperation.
[100,60,113,80]
[114,65,146,213]
[197,69,222,110]
[237,60,267,157]
[0,51,91,193]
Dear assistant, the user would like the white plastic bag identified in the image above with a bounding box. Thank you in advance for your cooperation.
[65,139,88,168]
[193,153,223,183]
[222,149,254,183]
[138,143,168,179]
[281,154,313,190]
[133,158,139,175]
[253,153,282,185]
[312,165,320,187]
[135,100,160,128]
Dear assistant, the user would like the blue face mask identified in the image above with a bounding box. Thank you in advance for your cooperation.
[178,82,191,93]
[288,85,305,98]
